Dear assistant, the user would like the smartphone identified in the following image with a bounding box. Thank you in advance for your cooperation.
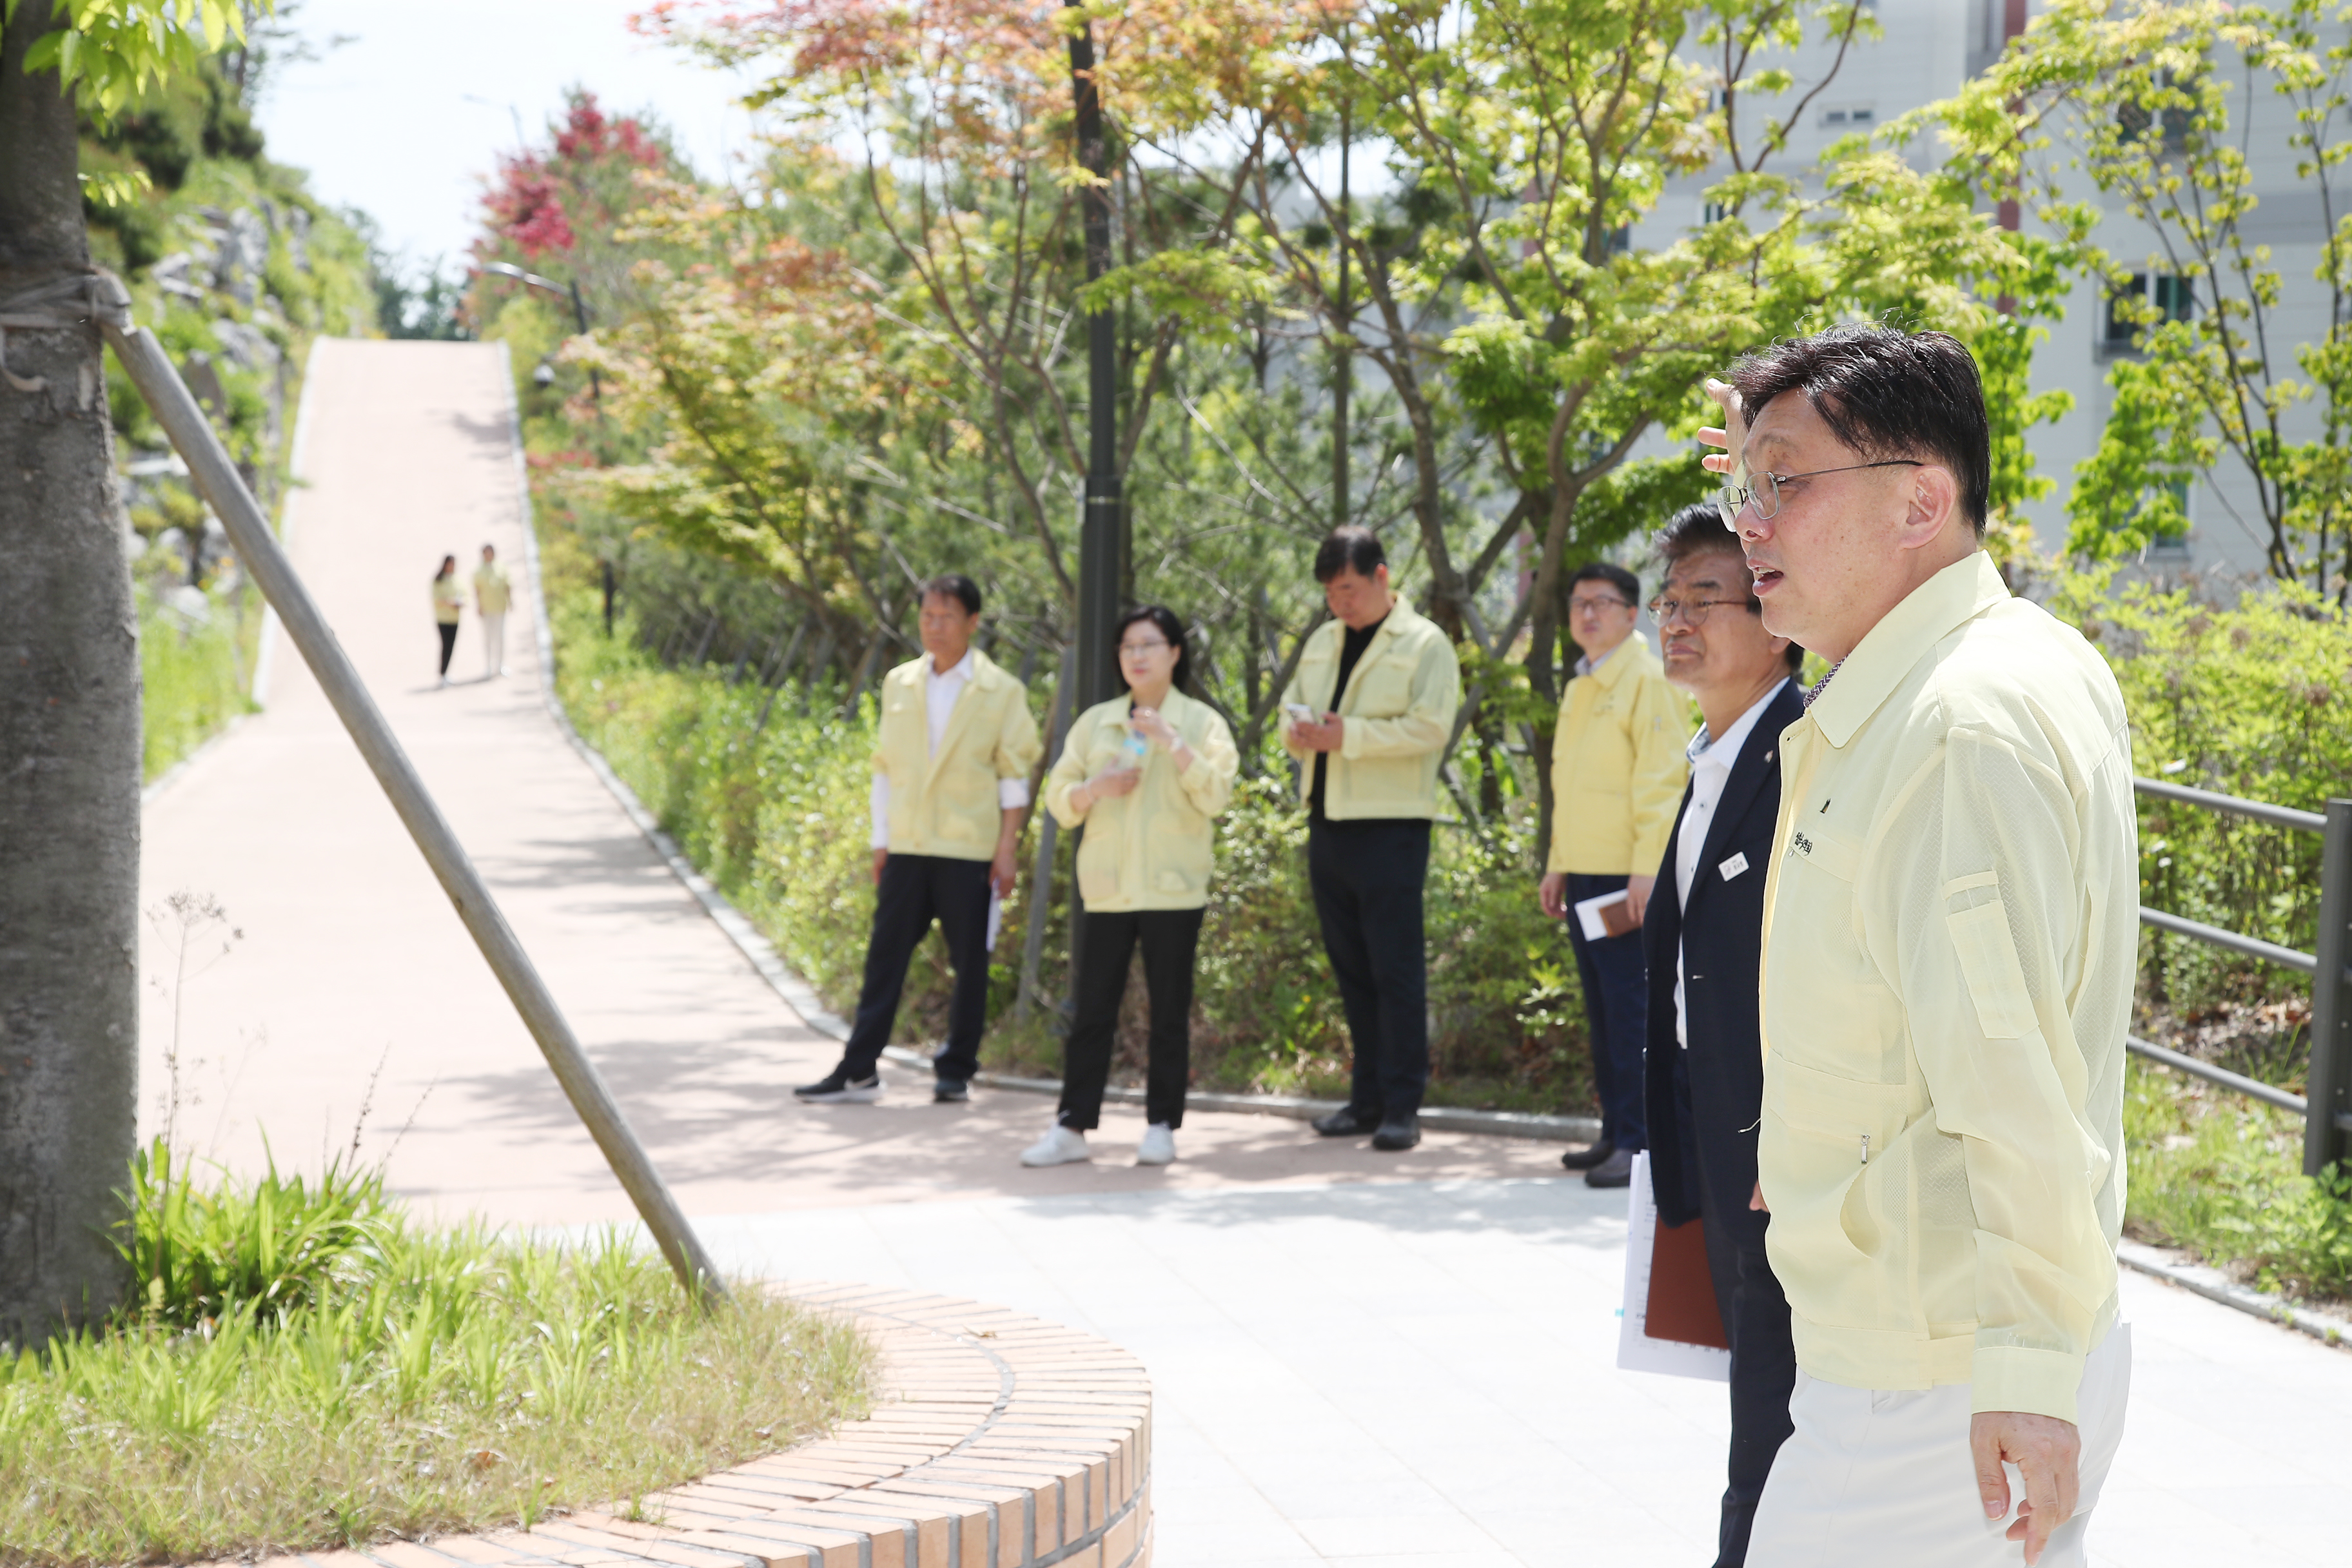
[1282,702,1317,724]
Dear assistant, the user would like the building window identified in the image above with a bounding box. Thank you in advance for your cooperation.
[1605,224,1631,256]
[2102,272,2194,357]
[1702,201,1729,224]
[2144,479,2192,556]
[2119,72,2195,151]
[1821,105,1877,130]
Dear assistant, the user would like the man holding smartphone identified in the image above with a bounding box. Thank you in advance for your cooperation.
[1280,527,1462,1152]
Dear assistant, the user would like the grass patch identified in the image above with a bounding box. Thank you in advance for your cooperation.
[140,582,259,783]
[2124,1057,2352,1312]
[0,1144,872,1567]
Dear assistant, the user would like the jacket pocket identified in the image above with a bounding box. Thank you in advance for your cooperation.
[1763,1055,1912,1271]
[1353,661,1412,717]
[1149,810,1211,898]
[1945,894,2036,1040]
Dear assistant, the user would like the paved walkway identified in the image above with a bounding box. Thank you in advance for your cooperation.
[142,339,2352,1568]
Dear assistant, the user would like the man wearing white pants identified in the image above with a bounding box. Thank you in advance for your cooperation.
[473,543,512,678]
[1700,326,2137,1568]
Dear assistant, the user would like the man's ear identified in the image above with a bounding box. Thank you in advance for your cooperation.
[1900,464,1962,549]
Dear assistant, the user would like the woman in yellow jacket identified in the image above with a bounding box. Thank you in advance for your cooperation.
[1025,606,1239,1168]
[430,554,464,688]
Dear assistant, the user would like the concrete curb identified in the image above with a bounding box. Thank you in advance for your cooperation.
[2117,1239,2351,1351]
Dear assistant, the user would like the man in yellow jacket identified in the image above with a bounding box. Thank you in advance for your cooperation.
[796,574,1042,1105]
[1282,526,1462,1152]
[1539,560,1692,1190]
[1704,327,2135,1568]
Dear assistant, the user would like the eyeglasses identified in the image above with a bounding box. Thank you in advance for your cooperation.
[1567,594,1632,616]
[1715,460,1925,531]
[1646,595,1756,627]
[1118,638,1171,656]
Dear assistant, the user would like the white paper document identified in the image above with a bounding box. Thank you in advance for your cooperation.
[1574,887,1631,942]
[1616,1150,1733,1382]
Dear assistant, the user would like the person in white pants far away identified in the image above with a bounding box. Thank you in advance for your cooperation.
[473,543,513,678]
[1700,325,2138,1568]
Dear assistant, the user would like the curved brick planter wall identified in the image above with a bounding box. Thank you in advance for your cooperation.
[202,1284,1152,1568]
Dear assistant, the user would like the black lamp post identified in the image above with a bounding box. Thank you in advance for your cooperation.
[1065,9,1122,714]
[480,260,600,402]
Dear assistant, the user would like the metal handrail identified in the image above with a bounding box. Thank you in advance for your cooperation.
[2137,906,2318,975]
[2134,774,2329,834]
[2129,778,2352,1174]
[2125,1035,2309,1115]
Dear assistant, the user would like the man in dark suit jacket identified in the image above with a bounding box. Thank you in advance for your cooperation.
[1638,504,1807,1568]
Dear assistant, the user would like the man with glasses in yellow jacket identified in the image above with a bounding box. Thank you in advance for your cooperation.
[1538,561,1693,1190]
[796,574,1042,1106]
[1701,327,2135,1568]
[1283,527,1462,1153]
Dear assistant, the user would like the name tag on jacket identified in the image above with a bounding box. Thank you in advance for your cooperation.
[1718,852,1750,881]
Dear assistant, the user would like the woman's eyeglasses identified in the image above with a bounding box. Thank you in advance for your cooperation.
[1119,639,1171,657]
[1715,460,1924,531]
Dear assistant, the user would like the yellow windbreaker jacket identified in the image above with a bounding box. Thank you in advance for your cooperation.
[1044,689,1240,911]
[1278,599,1462,821]
[1757,551,2136,1422]
[1545,632,1692,876]
[872,650,1043,861]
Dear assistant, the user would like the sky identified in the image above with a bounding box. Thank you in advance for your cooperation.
[253,0,758,275]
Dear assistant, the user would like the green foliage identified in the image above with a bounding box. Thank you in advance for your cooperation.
[0,1147,872,1566]
[137,576,258,782]
[115,1139,391,1327]
[2125,1059,2352,1304]
[8,0,252,125]
[2050,570,2352,1016]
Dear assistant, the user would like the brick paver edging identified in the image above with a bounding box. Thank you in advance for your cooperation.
[191,1283,1152,1568]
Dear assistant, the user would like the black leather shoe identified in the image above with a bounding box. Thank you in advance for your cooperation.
[1312,1108,1380,1137]
[1584,1147,1636,1188]
[1371,1115,1421,1152]
[1558,1139,1614,1170]
[933,1079,970,1104]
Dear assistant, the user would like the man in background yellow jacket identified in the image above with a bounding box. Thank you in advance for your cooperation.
[796,574,1041,1106]
[1539,560,1692,1189]
[1282,526,1462,1152]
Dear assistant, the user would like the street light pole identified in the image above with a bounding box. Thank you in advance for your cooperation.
[480,260,600,402]
[1066,10,1122,712]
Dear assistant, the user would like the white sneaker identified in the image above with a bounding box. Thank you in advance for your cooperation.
[1019,1124,1090,1168]
[1135,1124,1176,1166]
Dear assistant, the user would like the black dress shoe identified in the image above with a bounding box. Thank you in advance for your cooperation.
[1371,1114,1421,1152]
[1558,1139,1614,1170]
[1584,1147,1636,1188]
[1312,1108,1380,1137]
[933,1079,970,1104]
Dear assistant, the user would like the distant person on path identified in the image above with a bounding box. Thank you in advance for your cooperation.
[1024,606,1240,1168]
[1703,327,2136,1568]
[796,574,1042,1106]
[474,544,513,678]
[1538,560,1691,1190]
[431,554,464,687]
[1282,527,1462,1153]
[1638,502,1805,1568]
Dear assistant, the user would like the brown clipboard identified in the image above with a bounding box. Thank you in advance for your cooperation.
[1644,1214,1730,1350]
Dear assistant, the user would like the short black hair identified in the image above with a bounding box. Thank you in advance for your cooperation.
[1652,502,1803,671]
[1728,325,1991,537]
[1313,525,1385,583]
[1115,604,1192,692]
[922,573,982,616]
[1567,560,1639,606]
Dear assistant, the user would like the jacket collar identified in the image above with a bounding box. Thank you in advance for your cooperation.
[1807,551,2008,749]
[1581,630,1654,691]
[925,647,1005,781]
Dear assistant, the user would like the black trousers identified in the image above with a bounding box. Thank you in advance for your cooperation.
[1565,871,1649,1152]
[1057,906,1203,1131]
[841,852,992,1082]
[1307,817,1431,1121]
[435,620,459,675]
[1672,1051,1796,1568]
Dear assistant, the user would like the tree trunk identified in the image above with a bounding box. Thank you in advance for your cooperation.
[0,0,139,1344]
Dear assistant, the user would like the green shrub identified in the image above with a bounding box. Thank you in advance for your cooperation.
[139,579,258,781]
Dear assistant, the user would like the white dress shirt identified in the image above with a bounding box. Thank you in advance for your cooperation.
[1673,677,1788,1046]
[870,649,1031,849]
